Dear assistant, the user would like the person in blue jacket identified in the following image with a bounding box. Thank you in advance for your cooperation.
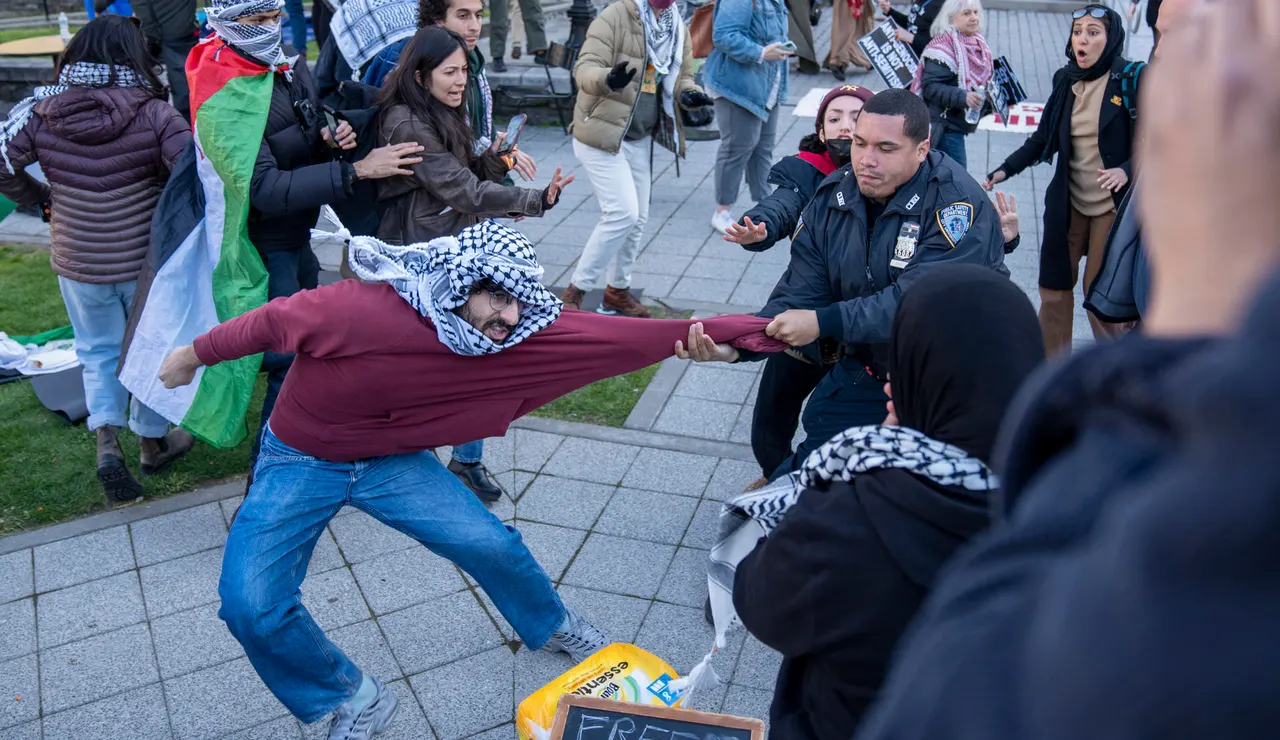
[738,89,1007,479]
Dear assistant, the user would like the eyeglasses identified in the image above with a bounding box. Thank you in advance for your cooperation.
[1072,7,1107,19]
[472,285,515,312]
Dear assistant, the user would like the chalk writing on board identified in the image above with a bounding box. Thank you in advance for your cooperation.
[552,696,764,740]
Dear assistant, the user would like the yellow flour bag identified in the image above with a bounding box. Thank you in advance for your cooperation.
[517,644,683,740]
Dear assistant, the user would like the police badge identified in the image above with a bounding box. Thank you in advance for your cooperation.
[891,221,920,269]
[938,203,974,248]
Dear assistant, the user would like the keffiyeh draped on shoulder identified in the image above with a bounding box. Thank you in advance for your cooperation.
[330,0,420,75]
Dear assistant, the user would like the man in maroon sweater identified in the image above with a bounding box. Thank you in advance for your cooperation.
[158,221,781,739]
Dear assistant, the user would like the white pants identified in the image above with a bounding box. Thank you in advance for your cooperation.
[571,137,651,290]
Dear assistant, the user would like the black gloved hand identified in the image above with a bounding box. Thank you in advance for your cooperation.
[606,62,637,91]
[680,89,714,108]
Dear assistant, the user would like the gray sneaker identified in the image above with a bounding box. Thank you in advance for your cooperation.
[542,607,609,663]
[328,677,398,740]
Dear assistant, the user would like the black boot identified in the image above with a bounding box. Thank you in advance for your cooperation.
[448,458,503,504]
[96,425,144,502]
[491,56,507,73]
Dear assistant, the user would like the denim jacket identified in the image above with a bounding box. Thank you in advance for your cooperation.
[702,0,789,121]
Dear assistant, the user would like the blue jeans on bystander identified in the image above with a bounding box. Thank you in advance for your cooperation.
[218,427,566,722]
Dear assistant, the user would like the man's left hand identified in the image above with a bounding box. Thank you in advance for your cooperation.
[322,120,357,150]
[674,322,740,363]
[994,191,1019,243]
[1097,167,1129,193]
[510,149,538,181]
[766,309,820,346]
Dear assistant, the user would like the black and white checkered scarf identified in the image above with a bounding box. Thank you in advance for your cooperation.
[206,0,296,73]
[346,219,562,356]
[0,62,143,174]
[675,425,998,704]
[330,0,419,76]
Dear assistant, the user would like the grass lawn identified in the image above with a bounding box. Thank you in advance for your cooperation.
[0,246,663,533]
[0,26,73,45]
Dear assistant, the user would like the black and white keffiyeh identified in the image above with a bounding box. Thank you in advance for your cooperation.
[674,425,999,704]
[206,0,297,73]
[331,0,419,76]
[635,0,678,76]
[1,62,143,174]
[346,219,562,356]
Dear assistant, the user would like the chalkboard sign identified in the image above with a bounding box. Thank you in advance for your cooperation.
[551,695,766,740]
[857,20,919,90]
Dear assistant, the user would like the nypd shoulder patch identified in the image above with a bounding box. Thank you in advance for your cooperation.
[937,203,974,248]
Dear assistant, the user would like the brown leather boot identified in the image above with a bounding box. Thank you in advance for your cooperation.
[97,425,144,502]
[559,283,585,311]
[601,286,652,318]
[139,428,196,476]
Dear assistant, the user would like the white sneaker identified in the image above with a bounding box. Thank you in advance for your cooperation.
[542,607,609,663]
[327,677,398,739]
[710,210,734,235]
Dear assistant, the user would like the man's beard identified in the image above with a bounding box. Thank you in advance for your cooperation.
[460,304,518,342]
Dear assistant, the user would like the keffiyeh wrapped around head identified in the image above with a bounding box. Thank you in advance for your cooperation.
[331,0,419,76]
[205,0,294,72]
[347,220,562,356]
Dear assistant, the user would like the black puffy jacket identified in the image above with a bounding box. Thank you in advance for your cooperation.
[739,153,835,253]
[920,60,981,136]
[246,49,357,254]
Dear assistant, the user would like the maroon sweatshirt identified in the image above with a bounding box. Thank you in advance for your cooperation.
[193,280,786,461]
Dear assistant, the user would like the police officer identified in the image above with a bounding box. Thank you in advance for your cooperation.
[877,0,943,57]
[754,89,1008,478]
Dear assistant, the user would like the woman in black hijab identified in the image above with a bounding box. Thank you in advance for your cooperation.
[732,265,1044,740]
[983,4,1143,356]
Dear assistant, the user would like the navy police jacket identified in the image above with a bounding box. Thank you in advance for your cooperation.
[757,151,1007,367]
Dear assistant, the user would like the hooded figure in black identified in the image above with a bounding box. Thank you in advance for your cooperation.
[732,264,1044,740]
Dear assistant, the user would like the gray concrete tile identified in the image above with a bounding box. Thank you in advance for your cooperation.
[351,546,468,616]
[411,646,514,740]
[139,547,223,620]
[685,256,748,283]
[0,550,33,604]
[634,603,745,686]
[632,252,693,276]
[329,511,419,564]
[0,597,35,662]
[327,619,402,683]
[679,680,729,715]
[728,411,753,446]
[299,567,370,632]
[682,500,722,551]
[130,503,227,567]
[629,272,679,298]
[595,489,697,546]
[473,435,514,475]
[41,623,159,714]
[224,716,302,739]
[33,526,134,593]
[37,571,146,648]
[0,653,38,730]
[514,476,616,530]
[620,447,719,498]
[151,603,243,680]
[695,241,754,263]
[643,235,705,257]
[308,529,345,576]
[729,281,776,309]
[721,684,773,729]
[513,648,576,719]
[562,534,675,599]
[555,585,651,645]
[41,682,172,740]
[733,637,783,692]
[380,592,504,675]
[651,398,741,441]
[511,521,588,582]
[542,438,640,485]
[674,365,757,405]
[218,496,244,528]
[655,547,710,609]
[667,276,735,303]
[473,589,515,641]
[511,429,565,472]
[4,721,39,740]
[706,459,764,501]
[465,723,515,740]
[164,657,288,740]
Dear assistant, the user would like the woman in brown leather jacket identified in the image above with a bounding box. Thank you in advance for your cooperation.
[373,26,574,245]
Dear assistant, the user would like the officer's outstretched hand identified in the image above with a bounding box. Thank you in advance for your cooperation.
[675,322,740,363]
[766,310,820,347]
[724,216,768,245]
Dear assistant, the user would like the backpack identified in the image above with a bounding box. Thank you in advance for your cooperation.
[690,1,716,58]
[1120,60,1146,121]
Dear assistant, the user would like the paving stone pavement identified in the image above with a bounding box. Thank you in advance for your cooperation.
[0,7,1155,738]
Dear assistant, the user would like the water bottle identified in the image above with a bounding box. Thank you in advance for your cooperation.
[58,12,71,44]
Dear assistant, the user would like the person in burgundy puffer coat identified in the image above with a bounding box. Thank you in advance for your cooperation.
[0,14,196,503]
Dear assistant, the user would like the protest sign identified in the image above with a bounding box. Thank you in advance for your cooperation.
[550,695,767,740]
[858,20,919,89]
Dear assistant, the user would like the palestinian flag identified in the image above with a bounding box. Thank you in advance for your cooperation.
[119,40,273,449]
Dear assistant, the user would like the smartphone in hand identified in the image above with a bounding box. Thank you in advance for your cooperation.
[497,114,528,154]
[778,40,798,53]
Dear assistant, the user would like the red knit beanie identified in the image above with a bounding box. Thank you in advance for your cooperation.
[815,84,876,134]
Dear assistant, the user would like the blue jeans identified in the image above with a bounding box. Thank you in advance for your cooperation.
[58,277,170,437]
[284,0,308,53]
[218,427,565,722]
[452,439,484,465]
[936,131,968,169]
[770,362,890,480]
